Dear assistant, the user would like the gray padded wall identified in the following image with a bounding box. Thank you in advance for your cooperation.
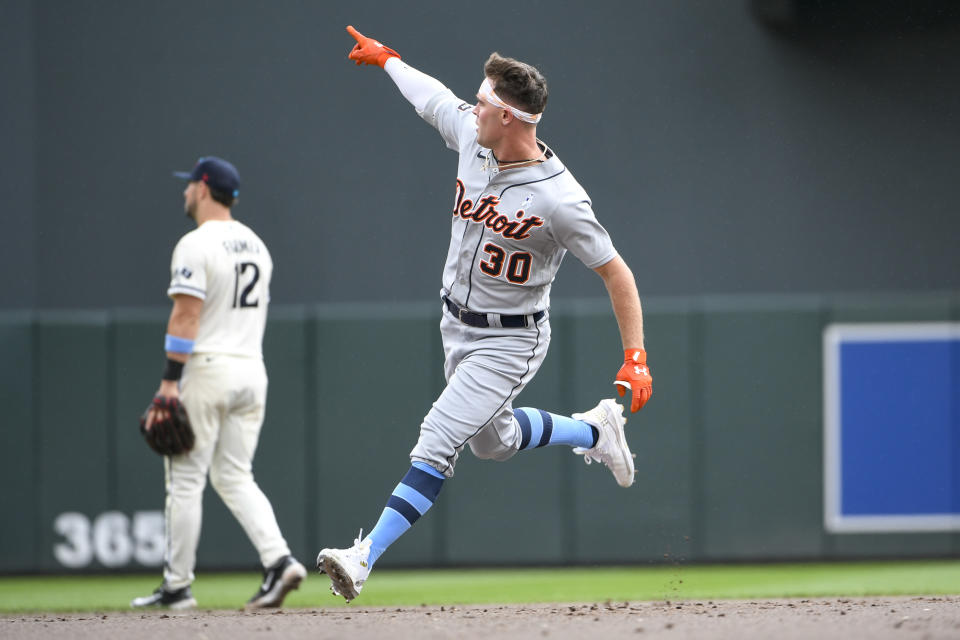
[3,1,959,310]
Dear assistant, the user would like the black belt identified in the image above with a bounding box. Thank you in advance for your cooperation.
[443,296,545,329]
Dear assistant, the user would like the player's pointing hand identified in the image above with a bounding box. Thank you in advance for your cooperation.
[345,25,401,68]
[614,349,653,412]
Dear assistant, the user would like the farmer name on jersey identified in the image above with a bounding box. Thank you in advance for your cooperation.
[453,179,544,240]
[221,238,262,255]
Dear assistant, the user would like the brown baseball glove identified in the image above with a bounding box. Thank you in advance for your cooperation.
[139,395,195,456]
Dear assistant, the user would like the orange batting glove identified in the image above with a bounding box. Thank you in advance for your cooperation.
[346,25,400,68]
[614,349,653,412]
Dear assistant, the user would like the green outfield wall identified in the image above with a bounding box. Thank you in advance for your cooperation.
[2,293,958,574]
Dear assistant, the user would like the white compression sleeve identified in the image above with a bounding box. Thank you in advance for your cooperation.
[383,57,450,113]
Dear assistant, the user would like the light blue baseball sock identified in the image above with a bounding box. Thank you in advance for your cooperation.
[514,408,599,451]
[365,461,445,568]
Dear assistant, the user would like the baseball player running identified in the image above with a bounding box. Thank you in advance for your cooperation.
[316,28,654,603]
[132,157,306,610]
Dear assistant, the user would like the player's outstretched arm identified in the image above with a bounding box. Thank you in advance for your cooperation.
[594,256,653,412]
[345,25,448,113]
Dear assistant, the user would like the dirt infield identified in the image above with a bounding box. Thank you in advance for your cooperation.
[4,596,958,639]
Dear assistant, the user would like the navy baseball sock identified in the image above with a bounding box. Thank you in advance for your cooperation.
[514,408,599,450]
[365,461,444,567]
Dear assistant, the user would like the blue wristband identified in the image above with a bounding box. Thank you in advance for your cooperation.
[164,333,195,354]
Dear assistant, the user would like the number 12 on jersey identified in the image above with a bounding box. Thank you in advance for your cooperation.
[233,261,261,308]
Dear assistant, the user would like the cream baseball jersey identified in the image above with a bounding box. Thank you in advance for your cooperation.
[419,90,618,316]
[167,219,272,358]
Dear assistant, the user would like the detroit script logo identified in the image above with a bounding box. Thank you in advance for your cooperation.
[452,179,544,240]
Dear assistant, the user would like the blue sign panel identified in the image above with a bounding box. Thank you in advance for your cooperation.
[823,323,960,533]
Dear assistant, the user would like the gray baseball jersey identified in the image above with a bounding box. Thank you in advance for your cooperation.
[408,86,619,476]
[420,90,617,315]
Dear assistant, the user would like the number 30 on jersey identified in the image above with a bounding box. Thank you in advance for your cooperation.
[479,242,532,284]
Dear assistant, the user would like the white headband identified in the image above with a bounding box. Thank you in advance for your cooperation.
[478,78,542,124]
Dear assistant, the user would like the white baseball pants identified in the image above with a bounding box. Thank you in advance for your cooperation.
[162,354,290,589]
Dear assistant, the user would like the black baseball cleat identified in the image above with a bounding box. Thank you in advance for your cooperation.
[246,555,308,609]
[130,584,197,610]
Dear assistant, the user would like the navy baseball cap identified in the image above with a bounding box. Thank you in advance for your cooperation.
[173,156,240,197]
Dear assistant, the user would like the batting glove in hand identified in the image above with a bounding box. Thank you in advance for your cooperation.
[346,25,400,68]
[139,395,195,456]
[614,349,653,412]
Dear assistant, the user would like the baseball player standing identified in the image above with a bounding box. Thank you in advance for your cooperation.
[316,28,654,602]
[132,157,307,610]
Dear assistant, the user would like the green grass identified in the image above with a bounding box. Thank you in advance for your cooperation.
[1,560,958,613]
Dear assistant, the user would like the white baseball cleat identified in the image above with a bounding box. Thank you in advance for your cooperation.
[316,529,372,603]
[572,399,635,488]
